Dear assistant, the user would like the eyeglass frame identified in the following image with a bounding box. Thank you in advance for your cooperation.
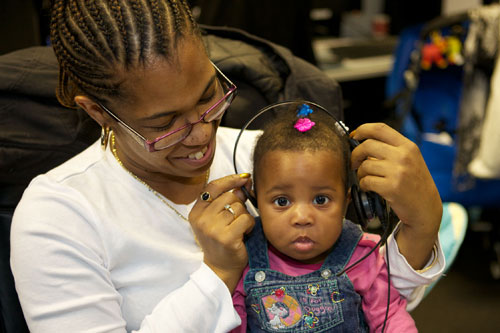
[97,61,237,152]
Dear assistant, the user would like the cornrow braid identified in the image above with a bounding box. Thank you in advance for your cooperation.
[146,0,168,55]
[167,0,200,39]
[128,0,150,61]
[50,0,200,108]
[83,0,119,60]
[109,0,130,63]
[180,0,197,27]
[51,1,118,107]
[58,7,105,77]
[168,0,182,37]
[67,1,101,61]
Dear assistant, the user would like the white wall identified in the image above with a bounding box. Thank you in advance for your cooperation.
[442,0,482,16]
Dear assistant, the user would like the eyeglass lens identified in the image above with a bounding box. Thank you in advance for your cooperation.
[152,77,234,150]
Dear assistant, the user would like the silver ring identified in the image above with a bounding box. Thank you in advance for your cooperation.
[200,191,212,202]
[224,204,236,217]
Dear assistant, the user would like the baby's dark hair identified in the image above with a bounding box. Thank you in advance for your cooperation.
[252,103,352,194]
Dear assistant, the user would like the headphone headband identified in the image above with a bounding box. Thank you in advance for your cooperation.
[231,100,393,285]
[232,99,389,231]
[232,100,348,175]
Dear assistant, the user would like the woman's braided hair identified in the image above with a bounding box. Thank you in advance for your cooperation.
[50,0,199,108]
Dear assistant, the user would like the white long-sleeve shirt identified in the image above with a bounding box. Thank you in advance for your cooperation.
[11,126,444,332]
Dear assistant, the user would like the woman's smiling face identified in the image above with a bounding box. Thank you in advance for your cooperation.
[109,37,225,180]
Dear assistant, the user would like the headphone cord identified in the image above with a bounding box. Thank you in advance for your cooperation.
[232,100,392,330]
[336,219,392,277]
[336,215,392,332]
[381,239,390,333]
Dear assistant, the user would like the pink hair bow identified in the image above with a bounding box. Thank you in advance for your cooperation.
[294,118,316,132]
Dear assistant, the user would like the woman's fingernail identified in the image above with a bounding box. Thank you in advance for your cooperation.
[349,129,357,138]
[239,173,251,178]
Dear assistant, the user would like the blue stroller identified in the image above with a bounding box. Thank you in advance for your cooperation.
[386,11,500,279]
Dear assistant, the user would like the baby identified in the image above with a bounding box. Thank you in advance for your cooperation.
[231,103,417,332]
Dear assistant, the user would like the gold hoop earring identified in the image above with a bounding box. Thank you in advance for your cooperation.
[101,126,110,150]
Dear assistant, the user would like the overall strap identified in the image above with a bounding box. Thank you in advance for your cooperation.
[322,220,363,272]
[245,217,270,269]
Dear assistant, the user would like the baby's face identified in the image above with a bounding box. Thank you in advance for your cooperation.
[256,149,349,264]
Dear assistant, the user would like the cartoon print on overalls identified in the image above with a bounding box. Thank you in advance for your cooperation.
[331,291,345,304]
[261,287,303,329]
[302,312,319,329]
[243,218,368,332]
[251,303,261,314]
[307,284,320,296]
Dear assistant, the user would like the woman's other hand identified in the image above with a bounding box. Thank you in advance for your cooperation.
[189,173,255,292]
[350,123,443,270]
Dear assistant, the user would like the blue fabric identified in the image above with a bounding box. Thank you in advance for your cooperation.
[386,25,423,100]
[419,141,500,206]
[243,218,367,332]
[440,203,468,272]
[426,202,468,296]
[386,24,500,207]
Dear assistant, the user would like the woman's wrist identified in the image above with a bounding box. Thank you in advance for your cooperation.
[395,222,439,270]
[415,245,439,273]
[205,263,243,294]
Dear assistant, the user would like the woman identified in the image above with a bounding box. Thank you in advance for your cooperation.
[11,1,443,332]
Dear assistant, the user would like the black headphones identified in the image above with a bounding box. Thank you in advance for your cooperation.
[232,100,390,230]
[233,101,393,331]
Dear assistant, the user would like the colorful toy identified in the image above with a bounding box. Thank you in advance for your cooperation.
[421,31,448,70]
[420,30,464,70]
[445,35,464,66]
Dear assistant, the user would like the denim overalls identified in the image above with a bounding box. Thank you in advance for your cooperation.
[243,218,368,332]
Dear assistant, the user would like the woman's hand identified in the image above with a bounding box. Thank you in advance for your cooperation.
[189,174,255,293]
[350,123,443,270]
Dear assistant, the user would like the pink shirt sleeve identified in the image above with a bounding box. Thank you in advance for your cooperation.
[231,266,250,333]
[348,233,417,333]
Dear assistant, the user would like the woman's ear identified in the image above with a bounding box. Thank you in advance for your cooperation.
[74,95,108,127]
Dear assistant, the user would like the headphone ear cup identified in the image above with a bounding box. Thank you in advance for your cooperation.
[348,137,386,228]
[352,185,389,229]
[368,192,389,229]
[351,185,369,229]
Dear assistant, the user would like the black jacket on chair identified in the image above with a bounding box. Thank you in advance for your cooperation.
[0,26,342,332]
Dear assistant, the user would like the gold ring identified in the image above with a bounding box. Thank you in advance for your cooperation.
[200,191,212,202]
[224,204,236,217]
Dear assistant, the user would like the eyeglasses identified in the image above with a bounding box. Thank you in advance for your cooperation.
[98,62,237,152]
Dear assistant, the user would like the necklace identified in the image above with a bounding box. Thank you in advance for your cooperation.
[110,133,209,222]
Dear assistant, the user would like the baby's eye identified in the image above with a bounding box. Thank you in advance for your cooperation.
[313,195,330,205]
[273,197,290,207]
